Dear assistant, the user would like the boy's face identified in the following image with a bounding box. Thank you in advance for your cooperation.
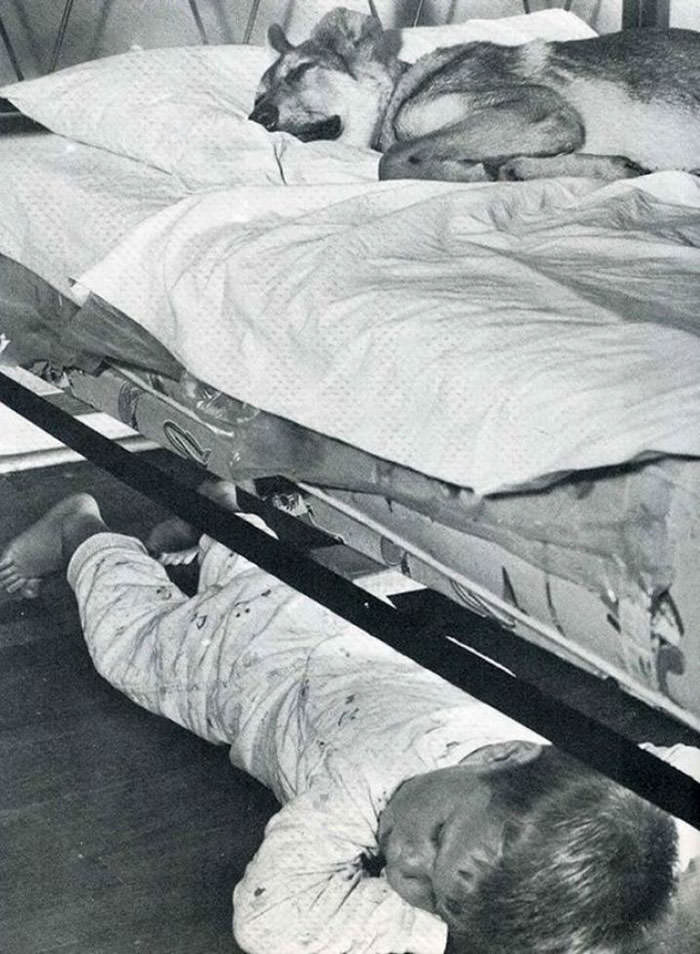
[378,744,541,935]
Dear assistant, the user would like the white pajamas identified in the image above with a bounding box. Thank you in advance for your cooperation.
[66,531,699,954]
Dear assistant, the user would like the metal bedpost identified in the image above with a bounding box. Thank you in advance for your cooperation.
[188,0,209,44]
[243,0,264,45]
[412,0,426,27]
[49,0,76,73]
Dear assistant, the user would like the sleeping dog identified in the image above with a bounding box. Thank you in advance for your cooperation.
[249,6,700,182]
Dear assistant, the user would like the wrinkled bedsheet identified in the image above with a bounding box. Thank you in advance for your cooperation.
[0,132,188,298]
[0,121,376,303]
[75,172,700,494]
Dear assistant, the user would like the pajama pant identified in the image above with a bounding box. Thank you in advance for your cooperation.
[66,529,347,796]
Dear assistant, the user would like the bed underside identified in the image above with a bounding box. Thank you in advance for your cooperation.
[68,359,700,732]
[2,250,699,732]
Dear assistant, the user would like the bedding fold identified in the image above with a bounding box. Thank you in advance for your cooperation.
[75,172,700,495]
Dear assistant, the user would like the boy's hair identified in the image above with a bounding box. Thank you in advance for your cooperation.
[465,746,678,954]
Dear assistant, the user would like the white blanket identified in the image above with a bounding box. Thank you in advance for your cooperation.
[76,172,700,495]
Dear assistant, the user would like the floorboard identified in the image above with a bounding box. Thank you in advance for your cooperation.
[1,455,697,953]
[0,458,277,954]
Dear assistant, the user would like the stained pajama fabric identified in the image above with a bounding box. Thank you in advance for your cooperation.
[65,532,698,953]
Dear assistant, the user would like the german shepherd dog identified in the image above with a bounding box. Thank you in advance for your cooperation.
[249,7,700,182]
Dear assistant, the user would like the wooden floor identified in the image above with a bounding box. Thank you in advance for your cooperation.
[0,460,278,954]
[2,456,698,954]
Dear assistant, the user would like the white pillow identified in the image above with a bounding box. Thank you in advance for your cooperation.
[393,10,596,63]
[0,45,281,187]
[0,43,384,187]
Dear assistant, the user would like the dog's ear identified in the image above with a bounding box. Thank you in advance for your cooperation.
[310,7,393,69]
[268,23,294,55]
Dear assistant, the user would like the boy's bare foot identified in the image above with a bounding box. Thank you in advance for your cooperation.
[0,493,106,598]
[146,480,240,562]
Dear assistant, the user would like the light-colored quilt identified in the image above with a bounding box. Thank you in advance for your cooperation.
[1,11,699,495]
[75,172,700,495]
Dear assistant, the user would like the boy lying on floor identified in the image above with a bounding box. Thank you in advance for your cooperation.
[1,484,698,954]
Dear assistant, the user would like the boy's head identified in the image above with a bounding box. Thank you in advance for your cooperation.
[378,742,678,954]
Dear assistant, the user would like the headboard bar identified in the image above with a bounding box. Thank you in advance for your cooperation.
[235,0,671,46]
[622,0,671,27]
[243,0,265,45]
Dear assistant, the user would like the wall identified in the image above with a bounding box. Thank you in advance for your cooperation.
[1,1,699,85]
[0,1,628,85]
[670,0,700,27]
[0,1,382,82]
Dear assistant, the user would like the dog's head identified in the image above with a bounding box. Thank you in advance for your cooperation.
[249,7,402,149]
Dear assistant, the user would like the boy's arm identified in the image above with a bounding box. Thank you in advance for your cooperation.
[233,787,448,954]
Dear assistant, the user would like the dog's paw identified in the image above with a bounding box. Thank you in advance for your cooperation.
[609,155,648,178]
[495,154,649,182]
[494,157,533,181]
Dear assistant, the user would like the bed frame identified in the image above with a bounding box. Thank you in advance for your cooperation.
[0,0,697,833]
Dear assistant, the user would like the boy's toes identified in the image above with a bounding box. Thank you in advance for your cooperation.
[5,575,29,594]
[146,516,200,557]
[21,578,41,599]
[0,563,19,583]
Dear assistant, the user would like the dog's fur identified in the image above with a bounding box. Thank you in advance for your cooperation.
[249,7,700,183]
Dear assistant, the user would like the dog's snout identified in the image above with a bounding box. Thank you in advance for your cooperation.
[248,101,279,132]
